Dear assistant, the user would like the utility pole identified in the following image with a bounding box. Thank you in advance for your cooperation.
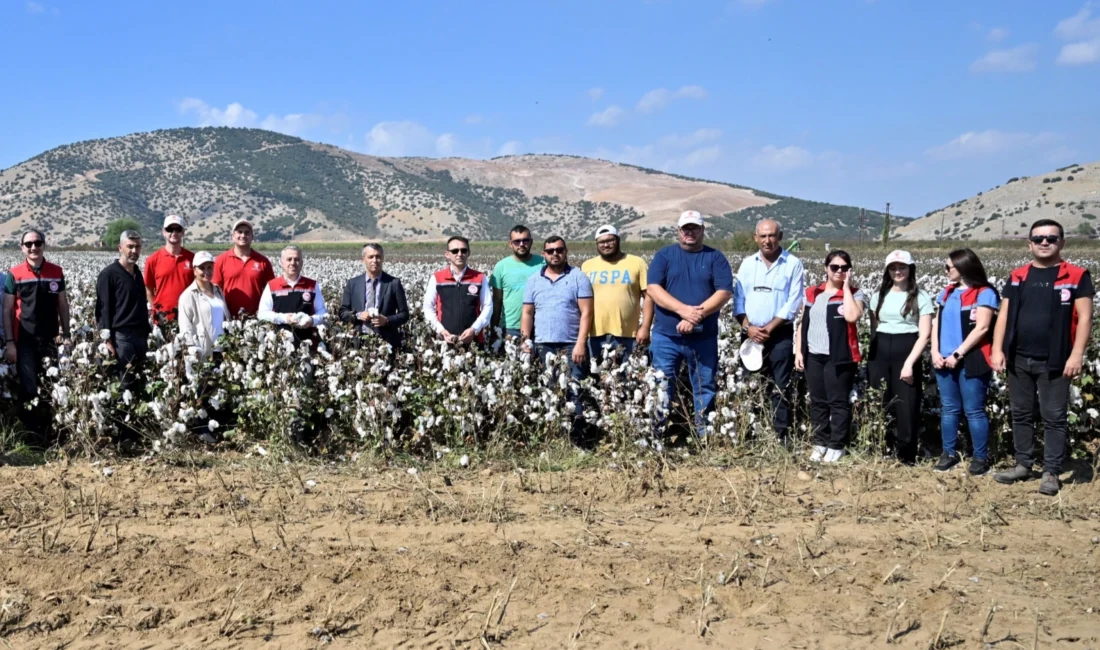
[858,208,866,244]
[881,202,891,247]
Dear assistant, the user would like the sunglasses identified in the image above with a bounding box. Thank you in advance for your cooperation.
[1029,235,1061,245]
[22,240,44,249]
[543,246,566,255]
[944,263,955,271]
[448,247,469,255]
[828,264,851,273]
[510,238,532,245]
[165,226,184,233]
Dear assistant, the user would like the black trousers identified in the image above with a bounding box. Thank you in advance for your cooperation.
[868,332,923,462]
[15,334,58,446]
[754,326,794,438]
[112,328,149,397]
[1008,355,1070,474]
[805,353,856,450]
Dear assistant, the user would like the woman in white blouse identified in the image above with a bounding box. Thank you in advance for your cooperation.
[178,251,227,361]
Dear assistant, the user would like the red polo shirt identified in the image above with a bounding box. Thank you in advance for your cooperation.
[144,247,195,317]
[213,249,275,318]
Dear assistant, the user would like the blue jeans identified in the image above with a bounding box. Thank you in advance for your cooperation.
[588,334,635,367]
[935,367,991,460]
[505,328,523,338]
[650,331,718,429]
[535,342,586,420]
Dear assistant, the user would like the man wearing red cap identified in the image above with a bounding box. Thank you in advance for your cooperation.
[213,218,275,318]
[144,214,195,322]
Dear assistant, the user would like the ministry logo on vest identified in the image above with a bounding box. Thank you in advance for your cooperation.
[836,304,845,317]
[302,291,312,302]
[49,281,59,292]
[468,284,479,295]
[1061,289,1071,302]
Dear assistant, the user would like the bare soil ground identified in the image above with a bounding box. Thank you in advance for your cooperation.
[1,458,1098,649]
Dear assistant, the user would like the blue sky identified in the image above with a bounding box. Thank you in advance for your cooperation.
[3,0,1099,217]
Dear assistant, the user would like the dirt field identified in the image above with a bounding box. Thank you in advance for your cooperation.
[1,457,1098,649]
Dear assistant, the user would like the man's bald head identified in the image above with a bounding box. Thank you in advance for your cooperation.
[753,219,783,260]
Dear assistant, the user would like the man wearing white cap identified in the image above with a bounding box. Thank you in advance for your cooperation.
[582,224,652,365]
[213,218,275,318]
[645,210,734,431]
[144,214,195,323]
[733,219,804,443]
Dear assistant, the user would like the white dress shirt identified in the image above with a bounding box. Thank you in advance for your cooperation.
[257,275,327,327]
[421,266,493,336]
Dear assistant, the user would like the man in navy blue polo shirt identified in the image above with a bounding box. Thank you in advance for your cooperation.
[645,210,734,432]
[521,236,594,433]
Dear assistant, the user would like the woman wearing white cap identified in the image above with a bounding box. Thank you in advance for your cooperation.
[178,251,227,361]
[867,250,933,464]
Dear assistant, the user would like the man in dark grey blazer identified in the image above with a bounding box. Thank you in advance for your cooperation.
[339,243,409,351]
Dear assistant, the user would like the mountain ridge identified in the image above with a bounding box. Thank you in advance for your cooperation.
[0,126,903,245]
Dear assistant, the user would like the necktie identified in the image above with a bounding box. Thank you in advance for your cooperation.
[364,279,376,334]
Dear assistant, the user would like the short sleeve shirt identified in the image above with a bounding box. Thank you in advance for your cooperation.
[212,249,276,318]
[869,289,934,335]
[582,254,648,337]
[648,245,734,337]
[144,247,195,316]
[490,255,545,330]
[522,266,594,344]
[936,286,999,356]
[807,289,866,355]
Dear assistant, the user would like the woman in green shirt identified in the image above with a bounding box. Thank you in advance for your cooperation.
[868,250,933,464]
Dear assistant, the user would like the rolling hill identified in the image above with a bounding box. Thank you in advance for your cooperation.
[0,127,903,246]
[895,161,1100,241]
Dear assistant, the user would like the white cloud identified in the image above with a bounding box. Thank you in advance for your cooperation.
[680,146,721,168]
[926,130,1058,160]
[497,140,523,156]
[177,98,339,137]
[969,44,1039,73]
[435,133,457,156]
[586,87,605,101]
[1057,39,1100,64]
[752,145,813,171]
[464,114,485,125]
[635,85,708,113]
[25,1,43,12]
[1055,3,1100,40]
[364,121,439,156]
[986,27,1010,42]
[586,105,626,127]
[658,128,723,148]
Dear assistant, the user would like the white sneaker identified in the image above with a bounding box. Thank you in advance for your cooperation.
[809,446,827,462]
[823,448,846,463]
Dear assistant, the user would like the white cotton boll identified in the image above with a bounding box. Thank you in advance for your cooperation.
[102,467,114,477]
[255,445,268,456]
[459,454,469,467]
[208,419,220,431]
[46,366,59,378]
[122,390,132,406]
[1088,408,1099,420]
[324,408,334,418]
[407,467,418,475]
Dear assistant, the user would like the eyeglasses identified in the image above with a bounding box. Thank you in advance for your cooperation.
[596,239,617,246]
[165,226,184,233]
[510,238,532,245]
[828,264,851,273]
[543,247,566,255]
[1029,234,1061,245]
[22,240,44,249]
[448,247,469,255]
[944,263,955,271]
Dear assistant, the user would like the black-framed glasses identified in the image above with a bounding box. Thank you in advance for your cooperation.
[596,238,617,246]
[828,264,851,273]
[944,263,955,271]
[165,226,184,233]
[22,240,44,249]
[1029,234,1061,245]
[510,238,532,245]
[543,246,566,255]
[448,247,469,255]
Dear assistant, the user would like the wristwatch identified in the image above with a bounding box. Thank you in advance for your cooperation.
[952,351,962,360]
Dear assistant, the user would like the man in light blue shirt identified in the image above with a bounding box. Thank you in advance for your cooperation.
[733,219,805,442]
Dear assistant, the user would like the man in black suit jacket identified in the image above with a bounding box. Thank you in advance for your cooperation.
[339,243,409,350]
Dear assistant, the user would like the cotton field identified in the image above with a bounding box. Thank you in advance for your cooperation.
[3,247,1098,461]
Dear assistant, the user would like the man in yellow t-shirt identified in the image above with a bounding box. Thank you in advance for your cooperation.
[582,224,653,365]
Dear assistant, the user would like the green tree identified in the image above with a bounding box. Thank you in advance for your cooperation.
[102,218,143,247]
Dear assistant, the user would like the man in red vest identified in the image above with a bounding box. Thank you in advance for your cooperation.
[422,236,492,344]
[2,229,72,446]
[992,219,1095,496]
[213,219,275,318]
[257,245,327,342]
[144,214,195,322]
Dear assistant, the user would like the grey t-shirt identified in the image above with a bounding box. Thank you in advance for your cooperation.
[807,289,865,355]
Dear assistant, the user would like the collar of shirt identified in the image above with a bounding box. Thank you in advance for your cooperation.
[282,274,303,288]
[752,248,788,268]
[25,260,42,275]
[450,265,469,280]
[539,265,573,280]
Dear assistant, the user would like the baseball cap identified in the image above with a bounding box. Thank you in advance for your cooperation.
[163,215,185,229]
[884,250,914,268]
[194,251,216,266]
[232,218,254,232]
[594,224,619,239]
[739,339,764,372]
[678,210,704,228]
